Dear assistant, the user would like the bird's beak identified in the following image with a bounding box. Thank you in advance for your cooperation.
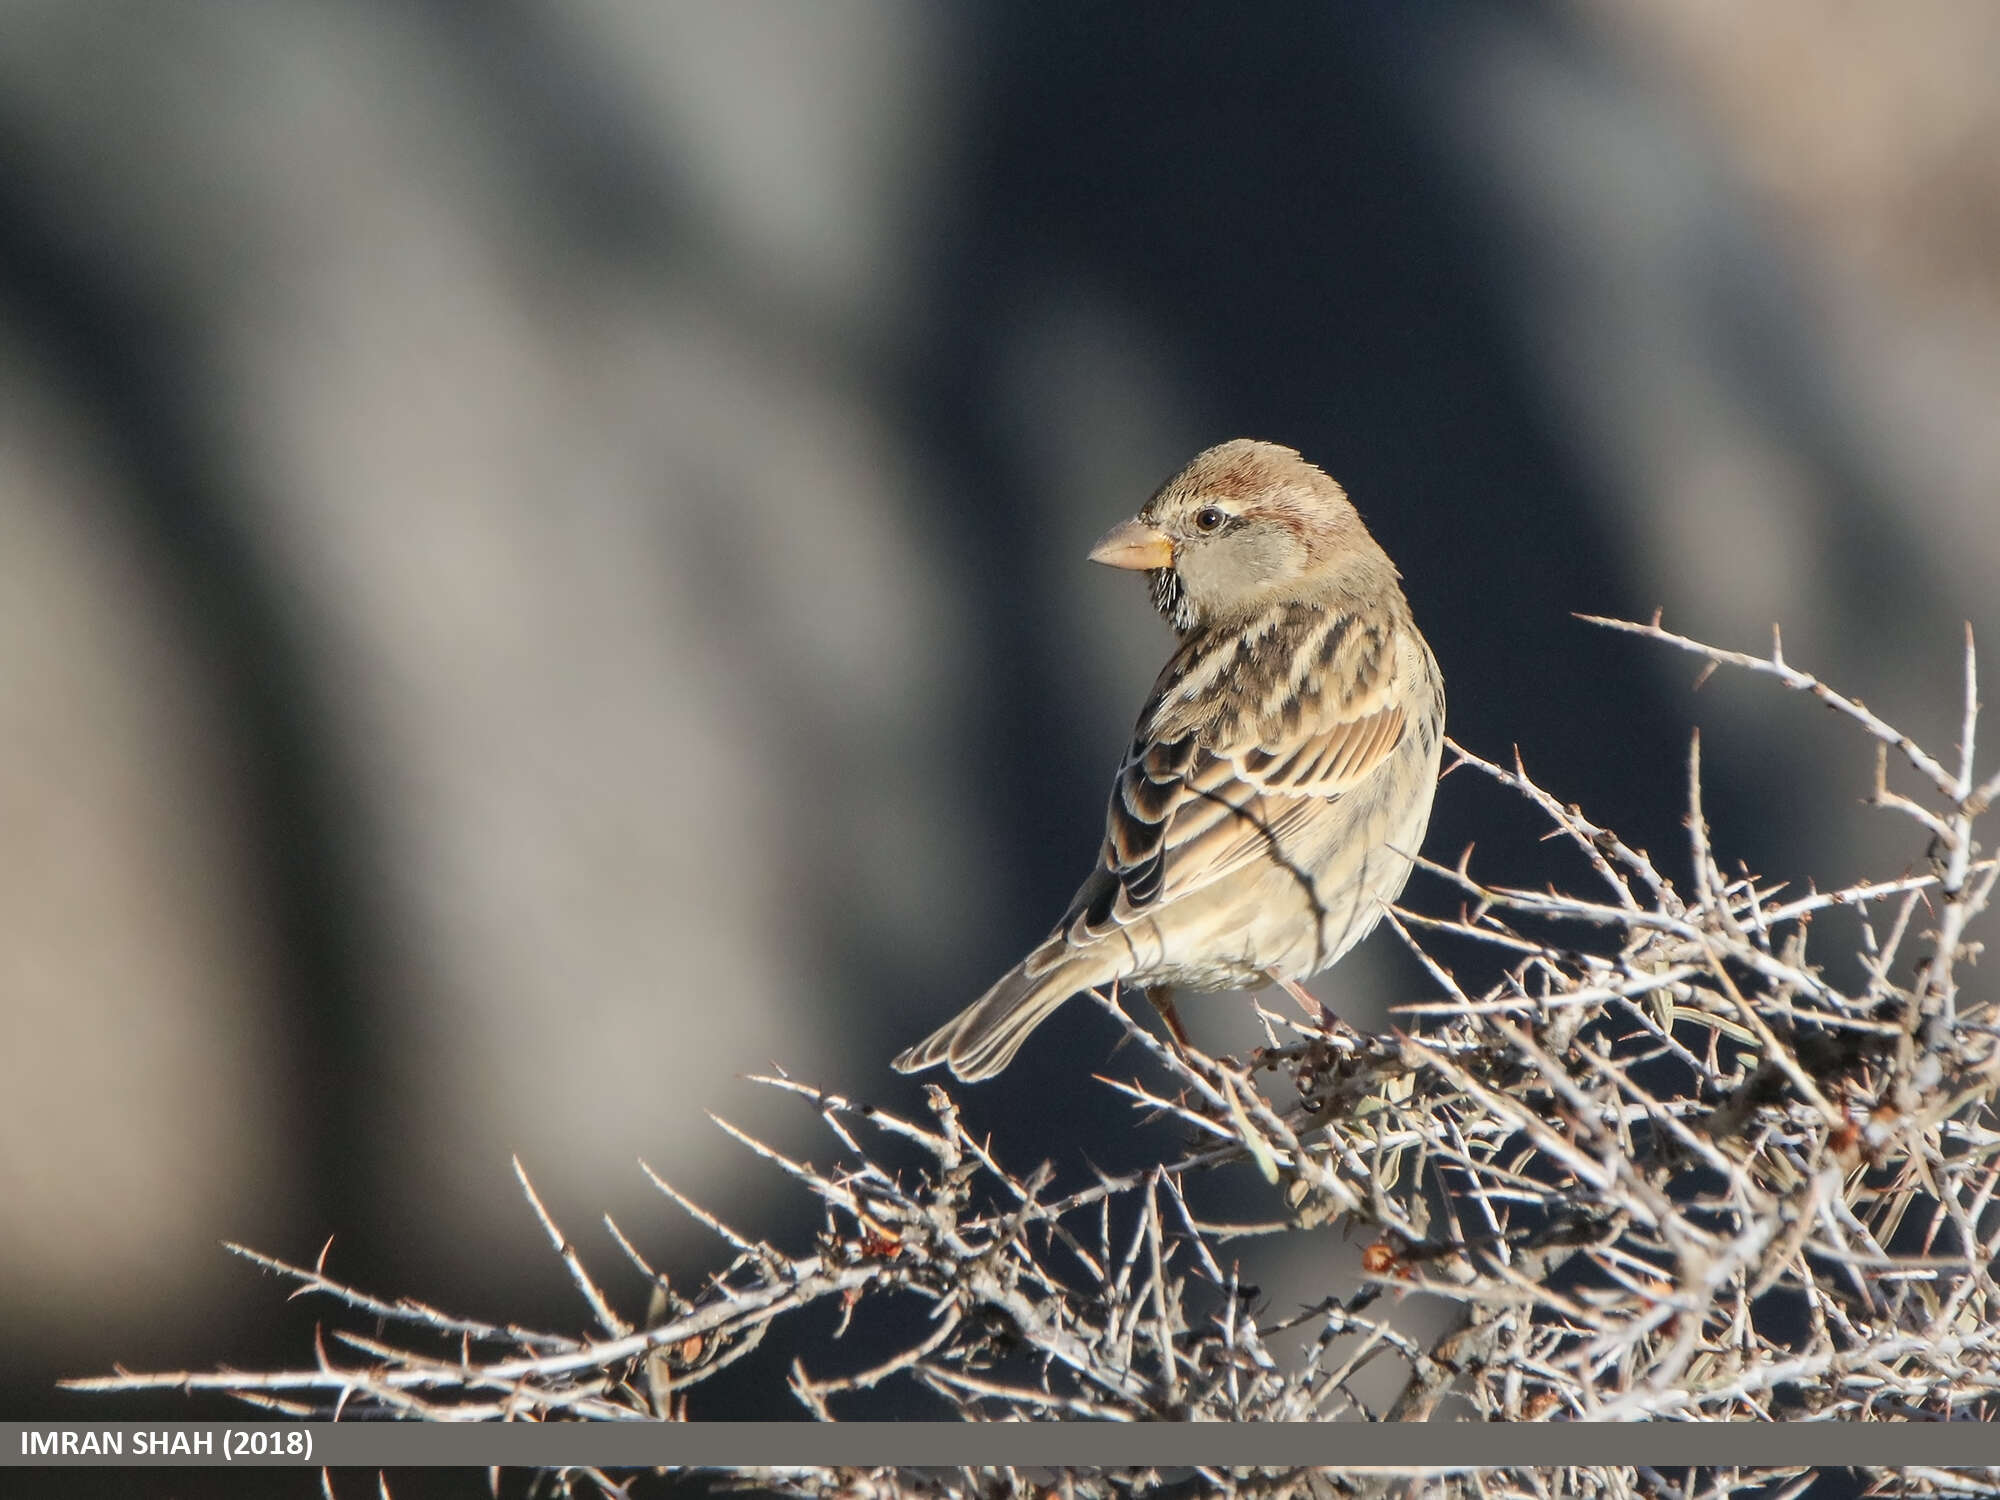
[1087,517,1174,571]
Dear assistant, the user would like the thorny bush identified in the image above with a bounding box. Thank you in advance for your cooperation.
[69,620,2000,1499]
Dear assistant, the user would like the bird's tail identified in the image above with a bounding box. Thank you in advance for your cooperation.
[893,948,1122,1082]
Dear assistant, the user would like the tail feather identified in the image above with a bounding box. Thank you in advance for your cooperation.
[894,951,1120,1082]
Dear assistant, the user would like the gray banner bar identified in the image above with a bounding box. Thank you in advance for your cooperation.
[5,1422,1997,1469]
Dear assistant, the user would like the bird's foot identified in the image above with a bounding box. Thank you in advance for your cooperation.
[1143,983,1193,1056]
[1269,973,1334,1031]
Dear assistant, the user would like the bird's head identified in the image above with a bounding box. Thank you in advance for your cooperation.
[1087,439,1398,633]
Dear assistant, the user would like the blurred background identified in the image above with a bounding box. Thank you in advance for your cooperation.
[4,0,1997,1465]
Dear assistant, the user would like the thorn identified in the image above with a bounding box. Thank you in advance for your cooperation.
[1691,660,1718,692]
[1650,606,1663,628]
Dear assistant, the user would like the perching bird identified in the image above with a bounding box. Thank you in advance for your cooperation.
[895,438,1445,1082]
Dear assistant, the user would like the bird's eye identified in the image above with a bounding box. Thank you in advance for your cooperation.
[1193,506,1227,534]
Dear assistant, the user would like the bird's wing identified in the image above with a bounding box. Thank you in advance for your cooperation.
[1048,609,1411,954]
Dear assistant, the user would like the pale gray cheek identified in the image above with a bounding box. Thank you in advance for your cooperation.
[1177,530,1302,611]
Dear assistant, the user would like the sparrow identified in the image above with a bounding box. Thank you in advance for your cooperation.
[895,438,1445,1082]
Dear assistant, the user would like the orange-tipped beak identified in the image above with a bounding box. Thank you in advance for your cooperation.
[1087,517,1174,571]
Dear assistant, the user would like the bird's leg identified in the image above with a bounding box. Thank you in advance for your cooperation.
[1268,971,1329,1029]
[1145,984,1192,1054]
